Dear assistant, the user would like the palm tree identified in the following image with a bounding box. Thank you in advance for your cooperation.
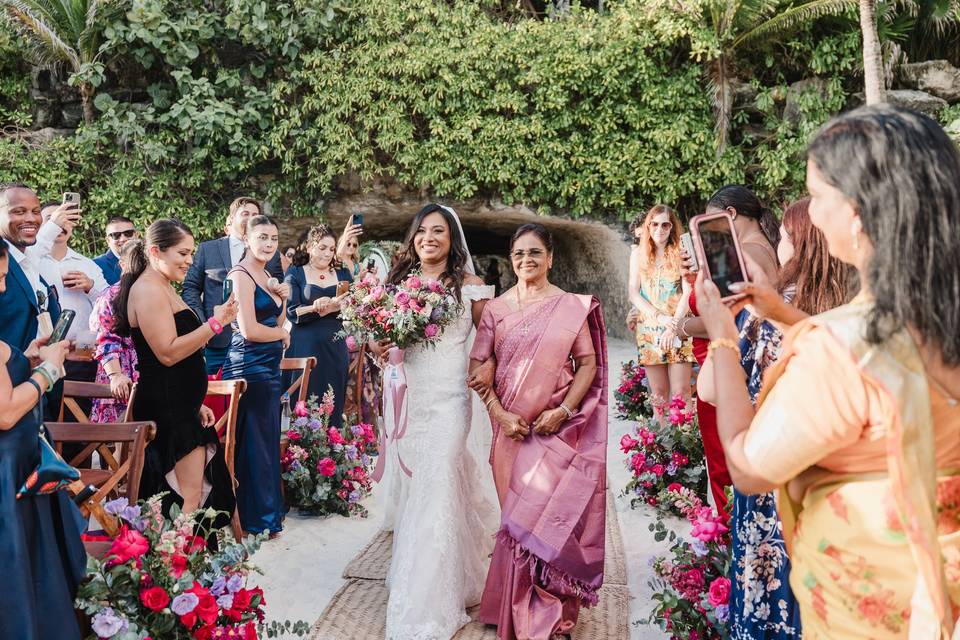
[1,0,118,124]
[703,0,856,154]
[860,0,887,103]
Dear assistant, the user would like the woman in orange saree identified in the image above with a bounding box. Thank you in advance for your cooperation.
[468,223,607,640]
[697,105,960,639]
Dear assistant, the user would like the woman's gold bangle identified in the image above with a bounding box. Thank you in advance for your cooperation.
[707,338,739,355]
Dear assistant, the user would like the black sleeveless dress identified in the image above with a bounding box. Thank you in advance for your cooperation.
[131,309,235,525]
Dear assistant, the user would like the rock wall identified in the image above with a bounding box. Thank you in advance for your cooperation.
[275,175,633,340]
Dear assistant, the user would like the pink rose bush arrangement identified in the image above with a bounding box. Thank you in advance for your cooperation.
[614,360,653,421]
[338,272,460,349]
[622,395,707,517]
[76,497,309,639]
[645,492,732,640]
[280,389,377,517]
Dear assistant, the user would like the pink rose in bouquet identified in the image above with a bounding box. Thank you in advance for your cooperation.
[707,577,731,607]
[690,507,729,543]
[317,457,336,477]
[107,525,150,565]
[620,433,639,453]
[327,427,345,446]
[405,275,422,289]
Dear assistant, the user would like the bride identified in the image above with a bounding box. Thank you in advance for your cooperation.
[377,204,499,640]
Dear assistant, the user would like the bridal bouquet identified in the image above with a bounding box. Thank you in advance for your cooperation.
[338,273,460,349]
[76,497,309,639]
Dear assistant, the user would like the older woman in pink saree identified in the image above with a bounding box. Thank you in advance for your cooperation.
[468,223,607,640]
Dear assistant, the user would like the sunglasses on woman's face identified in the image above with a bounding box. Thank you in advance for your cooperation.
[648,221,672,230]
[107,229,137,241]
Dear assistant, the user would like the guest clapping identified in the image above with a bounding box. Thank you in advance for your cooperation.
[0,239,86,640]
[697,106,960,637]
[469,223,606,640]
[284,225,352,426]
[222,216,288,537]
[628,204,694,413]
[114,219,238,520]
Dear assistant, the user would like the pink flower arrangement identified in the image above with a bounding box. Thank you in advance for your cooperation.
[614,360,653,420]
[622,393,707,518]
[77,496,307,639]
[338,272,460,349]
[280,388,378,517]
[646,491,732,640]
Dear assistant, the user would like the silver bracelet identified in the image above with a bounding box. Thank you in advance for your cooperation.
[678,317,690,339]
[559,403,575,419]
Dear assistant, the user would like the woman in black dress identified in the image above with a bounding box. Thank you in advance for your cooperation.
[112,220,239,520]
[0,241,86,640]
[284,225,352,426]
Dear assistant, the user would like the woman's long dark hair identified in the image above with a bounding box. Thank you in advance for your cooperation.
[112,218,193,337]
[707,184,780,249]
[388,204,469,302]
[777,198,853,316]
[808,105,960,366]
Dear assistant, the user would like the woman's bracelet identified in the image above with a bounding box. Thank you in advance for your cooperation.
[559,403,575,419]
[26,378,44,399]
[107,371,122,378]
[677,317,690,339]
[707,338,739,356]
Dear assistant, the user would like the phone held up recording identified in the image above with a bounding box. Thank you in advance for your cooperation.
[222,277,234,304]
[688,211,750,302]
[48,309,76,344]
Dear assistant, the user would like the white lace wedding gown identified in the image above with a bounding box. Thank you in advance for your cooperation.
[382,284,500,640]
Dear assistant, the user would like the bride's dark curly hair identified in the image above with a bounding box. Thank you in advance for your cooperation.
[388,204,469,302]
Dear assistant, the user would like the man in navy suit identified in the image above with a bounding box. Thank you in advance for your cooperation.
[182,196,283,374]
[93,215,139,285]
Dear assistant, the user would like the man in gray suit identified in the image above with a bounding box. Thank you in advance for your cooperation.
[182,196,283,374]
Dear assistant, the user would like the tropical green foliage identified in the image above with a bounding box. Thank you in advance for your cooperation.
[0,0,951,257]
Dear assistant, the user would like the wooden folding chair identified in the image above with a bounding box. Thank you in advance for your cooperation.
[206,379,247,541]
[46,421,155,537]
[280,356,317,404]
[59,380,137,423]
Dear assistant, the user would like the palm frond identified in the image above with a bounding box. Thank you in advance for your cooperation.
[735,0,857,48]
[2,1,80,69]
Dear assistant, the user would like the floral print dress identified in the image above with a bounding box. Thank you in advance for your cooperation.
[89,284,139,423]
[729,309,802,639]
[635,262,694,366]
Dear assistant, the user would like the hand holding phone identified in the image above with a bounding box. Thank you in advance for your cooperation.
[351,212,364,227]
[222,277,234,304]
[48,309,77,344]
[335,280,350,297]
[689,211,749,302]
[679,233,698,273]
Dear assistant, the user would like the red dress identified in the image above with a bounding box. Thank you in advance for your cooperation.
[689,288,731,517]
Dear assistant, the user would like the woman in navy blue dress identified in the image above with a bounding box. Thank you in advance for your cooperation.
[0,241,86,640]
[223,215,288,536]
[284,225,352,427]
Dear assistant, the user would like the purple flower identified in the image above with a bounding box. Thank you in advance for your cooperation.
[714,604,729,622]
[430,307,443,322]
[209,576,227,596]
[350,424,363,437]
[226,573,243,594]
[294,416,308,427]
[666,462,678,476]
[333,443,344,452]
[308,418,322,431]
[103,497,128,516]
[361,454,371,466]
[349,490,360,503]
[170,592,199,615]
[91,608,127,638]
[345,444,358,461]
[217,594,234,610]
[690,539,709,556]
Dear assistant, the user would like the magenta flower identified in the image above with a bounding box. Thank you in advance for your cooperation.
[424,323,439,338]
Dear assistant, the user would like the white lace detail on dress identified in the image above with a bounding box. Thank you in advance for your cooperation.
[383,284,498,640]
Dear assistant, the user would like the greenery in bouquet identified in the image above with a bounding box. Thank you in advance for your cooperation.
[644,492,732,640]
[76,497,309,639]
[280,389,377,517]
[614,360,653,421]
[337,272,461,349]
[622,395,707,518]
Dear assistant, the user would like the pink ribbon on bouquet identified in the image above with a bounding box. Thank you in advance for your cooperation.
[372,347,413,482]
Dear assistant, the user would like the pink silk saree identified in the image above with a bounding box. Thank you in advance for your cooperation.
[471,293,608,640]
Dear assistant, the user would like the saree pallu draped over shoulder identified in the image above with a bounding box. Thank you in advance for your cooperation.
[474,293,608,640]
[755,302,960,639]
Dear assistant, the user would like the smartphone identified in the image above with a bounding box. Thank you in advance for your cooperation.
[62,192,81,206]
[366,258,375,270]
[351,212,363,227]
[679,232,698,273]
[48,309,76,344]
[222,277,234,303]
[336,280,350,297]
[689,211,749,301]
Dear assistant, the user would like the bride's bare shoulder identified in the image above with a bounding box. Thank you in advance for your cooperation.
[463,273,484,287]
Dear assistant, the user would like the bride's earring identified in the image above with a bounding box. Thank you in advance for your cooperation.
[851,219,862,251]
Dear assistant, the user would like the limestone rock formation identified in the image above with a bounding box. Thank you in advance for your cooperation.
[898,60,960,103]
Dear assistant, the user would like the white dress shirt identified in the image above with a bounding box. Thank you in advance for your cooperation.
[40,247,109,340]
[5,220,62,305]
[228,234,245,267]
